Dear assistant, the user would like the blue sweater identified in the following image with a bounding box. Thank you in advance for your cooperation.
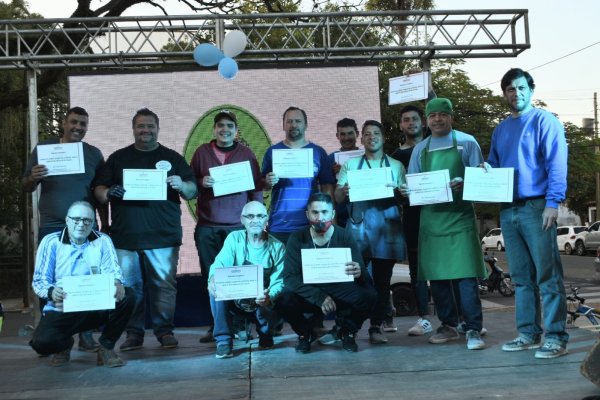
[488,108,567,208]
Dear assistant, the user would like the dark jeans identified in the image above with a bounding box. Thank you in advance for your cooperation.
[430,278,482,332]
[369,258,396,326]
[403,206,429,317]
[31,287,135,354]
[275,283,376,336]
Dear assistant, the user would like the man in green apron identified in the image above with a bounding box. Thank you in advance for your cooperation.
[403,98,487,350]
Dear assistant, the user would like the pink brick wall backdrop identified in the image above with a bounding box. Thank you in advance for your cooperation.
[69,65,381,274]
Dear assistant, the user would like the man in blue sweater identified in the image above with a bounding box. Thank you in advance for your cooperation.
[487,68,569,359]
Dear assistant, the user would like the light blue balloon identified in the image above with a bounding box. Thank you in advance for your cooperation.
[193,43,224,67]
[218,57,239,80]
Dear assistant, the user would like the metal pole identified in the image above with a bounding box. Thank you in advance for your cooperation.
[26,65,40,324]
[595,92,599,222]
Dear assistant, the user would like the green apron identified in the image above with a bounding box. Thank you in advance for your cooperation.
[418,130,486,280]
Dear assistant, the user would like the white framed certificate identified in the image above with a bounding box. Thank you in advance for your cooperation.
[122,169,167,200]
[37,142,85,176]
[463,167,514,203]
[347,167,394,202]
[388,71,429,105]
[301,248,354,284]
[334,149,364,166]
[272,148,313,178]
[62,274,115,313]
[209,161,255,197]
[406,170,453,206]
[213,265,264,301]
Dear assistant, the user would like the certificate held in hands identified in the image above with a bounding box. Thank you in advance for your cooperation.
[462,167,514,203]
[301,248,354,284]
[406,170,453,206]
[62,274,115,313]
[213,265,264,301]
[272,148,314,178]
[209,161,255,197]
[37,142,85,176]
[347,167,394,202]
[123,169,167,200]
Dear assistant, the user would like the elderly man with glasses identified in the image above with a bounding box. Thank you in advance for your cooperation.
[206,201,285,359]
[30,201,135,367]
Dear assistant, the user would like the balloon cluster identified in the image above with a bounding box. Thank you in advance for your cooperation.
[193,30,247,80]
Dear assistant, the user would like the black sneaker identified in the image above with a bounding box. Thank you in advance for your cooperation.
[341,332,358,352]
[295,335,312,354]
[258,335,274,350]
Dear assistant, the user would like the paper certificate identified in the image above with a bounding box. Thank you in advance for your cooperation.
[37,142,85,176]
[62,274,115,313]
[334,149,365,166]
[406,170,453,206]
[122,169,167,200]
[463,167,514,203]
[213,265,264,301]
[272,148,314,178]
[301,248,354,284]
[388,71,429,105]
[209,161,255,197]
[347,167,394,202]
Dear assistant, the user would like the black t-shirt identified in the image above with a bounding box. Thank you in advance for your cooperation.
[94,144,195,249]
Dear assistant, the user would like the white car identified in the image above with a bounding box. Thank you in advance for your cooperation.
[556,225,587,255]
[481,228,504,251]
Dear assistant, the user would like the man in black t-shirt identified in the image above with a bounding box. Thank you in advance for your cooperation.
[94,108,197,351]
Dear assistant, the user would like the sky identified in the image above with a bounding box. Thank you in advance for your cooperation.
[21,0,600,127]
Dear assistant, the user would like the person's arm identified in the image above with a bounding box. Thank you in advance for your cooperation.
[266,240,286,301]
[98,233,124,283]
[167,176,197,200]
[333,160,350,204]
[282,231,328,307]
[542,115,568,229]
[31,236,58,299]
[261,148,275,191]
[248,154,264,201]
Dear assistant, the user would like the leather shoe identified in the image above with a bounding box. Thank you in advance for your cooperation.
[78,331,100,352]
[119,335,143,351]
[159,334,178,349]
[51,338,73,367]
[97,347,125,368]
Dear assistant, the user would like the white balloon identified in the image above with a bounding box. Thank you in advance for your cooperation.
[222,30,247,58]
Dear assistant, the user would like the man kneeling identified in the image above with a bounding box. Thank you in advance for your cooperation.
[207,201,286,359]
[30,201,135,367]
[276,193,377,353]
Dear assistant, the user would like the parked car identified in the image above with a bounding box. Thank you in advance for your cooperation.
[481,228,504,251]
[556,226,587,255]
[574,221,600,256]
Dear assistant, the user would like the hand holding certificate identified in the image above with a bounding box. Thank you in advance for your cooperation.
[405,170,453,206]
[272,148,314,178]
[122,169,167,200]
[301,248,354,284]
[347,168,394,202]
[209,161,255,197]
[463,167,514,202]
[62,274,116,313]
[213,265,264,301]
[37,142,85,176]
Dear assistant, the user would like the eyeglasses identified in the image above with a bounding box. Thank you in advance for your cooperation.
[242,214,267,220]
[67,216,94,226]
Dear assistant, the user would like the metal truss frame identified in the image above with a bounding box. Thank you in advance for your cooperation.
[0,9,529,70]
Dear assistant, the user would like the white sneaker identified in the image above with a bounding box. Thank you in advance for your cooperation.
[407,318,433,336]
[457,322,487,336]
[466,330,486,350]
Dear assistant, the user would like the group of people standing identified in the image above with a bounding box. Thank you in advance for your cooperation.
[24,67,569,367]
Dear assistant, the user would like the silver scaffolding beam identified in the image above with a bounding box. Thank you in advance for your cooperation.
[0,9,529,70]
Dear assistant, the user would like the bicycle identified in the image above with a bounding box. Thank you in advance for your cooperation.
[566,286,600,329]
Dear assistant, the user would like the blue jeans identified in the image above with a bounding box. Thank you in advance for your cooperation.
[500,199,568,345]
[211,295,278,345]
[430,278,482,332]
[117,247,179,339]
